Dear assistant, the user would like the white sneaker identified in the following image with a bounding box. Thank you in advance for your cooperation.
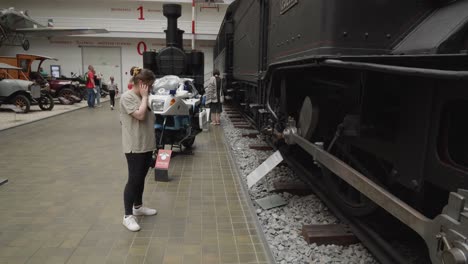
[122,215,140,231]
[133,206,157,216]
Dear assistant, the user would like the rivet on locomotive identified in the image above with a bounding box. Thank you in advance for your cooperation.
[143,4,205,149]
[214,0,468,263]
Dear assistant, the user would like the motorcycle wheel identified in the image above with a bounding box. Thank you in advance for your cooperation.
[39,94,54,111]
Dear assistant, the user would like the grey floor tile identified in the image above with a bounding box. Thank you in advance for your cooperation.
[0,106,272,264]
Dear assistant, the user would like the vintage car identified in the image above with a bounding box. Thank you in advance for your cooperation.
[46,78,82,103]
[0,63,54,113]
[0,54,82,103]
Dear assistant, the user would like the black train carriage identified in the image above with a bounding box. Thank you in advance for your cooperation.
[143,4,204,93]
[215,0,468,263]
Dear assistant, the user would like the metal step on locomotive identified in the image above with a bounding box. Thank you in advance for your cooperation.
[143,4,206,151]
[214,0,468,263]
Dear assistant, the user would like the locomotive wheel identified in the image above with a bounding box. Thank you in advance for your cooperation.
[298,96,319,140]
[39,94,54,111]
[321,141,379,216]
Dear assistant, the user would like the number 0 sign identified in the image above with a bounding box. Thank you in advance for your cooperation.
[137,41,147,55]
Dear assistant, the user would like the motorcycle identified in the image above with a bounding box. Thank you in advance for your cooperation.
[148,75,207,150]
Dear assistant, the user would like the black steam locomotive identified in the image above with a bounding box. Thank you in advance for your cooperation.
[214,1,468,263]
[143,4,204,92]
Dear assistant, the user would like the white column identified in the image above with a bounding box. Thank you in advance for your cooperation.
[192,0,196,50]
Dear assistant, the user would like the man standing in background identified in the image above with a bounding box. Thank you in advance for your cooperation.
[86,65,96,108]
[95,72,103,107]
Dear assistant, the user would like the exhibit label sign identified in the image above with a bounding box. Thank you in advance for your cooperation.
[155,149,172,170]
[247,151,284,188]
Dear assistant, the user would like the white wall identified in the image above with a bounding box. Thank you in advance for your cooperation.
[0,37,214,93]
[1,0,227,39]
[0,0,223,92]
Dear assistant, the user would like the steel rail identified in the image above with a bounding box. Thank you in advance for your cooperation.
[283,130,468,264]
[225,102,420,264]
[283,155,409,264]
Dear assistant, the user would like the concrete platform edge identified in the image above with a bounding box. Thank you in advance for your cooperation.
[0,99,112,132]
[223,134,277,264]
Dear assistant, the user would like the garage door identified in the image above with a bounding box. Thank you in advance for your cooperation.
[82,47,122,93]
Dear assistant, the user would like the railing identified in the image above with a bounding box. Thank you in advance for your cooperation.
[34,17,222,35]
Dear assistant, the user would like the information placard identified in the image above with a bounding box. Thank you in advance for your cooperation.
[155,149,172,169]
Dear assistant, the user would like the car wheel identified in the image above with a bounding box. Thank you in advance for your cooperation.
[38,94,54,111]
[58,88,76,103]
[13,94,31,113]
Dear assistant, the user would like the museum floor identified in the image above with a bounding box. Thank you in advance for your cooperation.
[0,102,272,264]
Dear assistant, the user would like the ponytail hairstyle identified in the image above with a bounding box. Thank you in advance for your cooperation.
[129,66,140,85]
[130,66,141,77]
[132,68,156,86]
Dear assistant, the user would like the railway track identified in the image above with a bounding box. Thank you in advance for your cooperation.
[222,102,429,264]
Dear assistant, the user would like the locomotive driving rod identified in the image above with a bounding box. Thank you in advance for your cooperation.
[283,121,468,264]
[322,59,468,80]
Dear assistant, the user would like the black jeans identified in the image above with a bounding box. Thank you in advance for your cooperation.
[109,90,116,107]
[124,152,153,215]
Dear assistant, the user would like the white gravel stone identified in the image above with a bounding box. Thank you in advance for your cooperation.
[220,112,379,264]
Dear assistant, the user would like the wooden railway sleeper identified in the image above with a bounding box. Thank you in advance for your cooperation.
[282,117,468,264]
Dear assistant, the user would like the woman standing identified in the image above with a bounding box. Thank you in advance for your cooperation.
[120,68,157,232]
[205,69,223,125]
[108,76,118,110]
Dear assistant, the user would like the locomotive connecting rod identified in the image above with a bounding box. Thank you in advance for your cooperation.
[283,123,468,264]
[322,59,468,80]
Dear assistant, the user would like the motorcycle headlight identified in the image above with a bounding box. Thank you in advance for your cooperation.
[151,100,165,112]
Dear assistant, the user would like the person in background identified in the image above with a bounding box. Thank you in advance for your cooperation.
[86,65,96,108]
[95,72,103,107]
[108,76,118,110]
[205,69,223,125]
[120,68,157,232]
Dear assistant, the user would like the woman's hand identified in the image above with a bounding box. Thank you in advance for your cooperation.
[140,84,149,98]
[131,85,150,121]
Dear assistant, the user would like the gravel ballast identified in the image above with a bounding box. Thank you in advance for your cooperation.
[220,112,378,264]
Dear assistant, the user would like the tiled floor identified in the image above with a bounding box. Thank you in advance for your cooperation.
[0,102,272,264]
